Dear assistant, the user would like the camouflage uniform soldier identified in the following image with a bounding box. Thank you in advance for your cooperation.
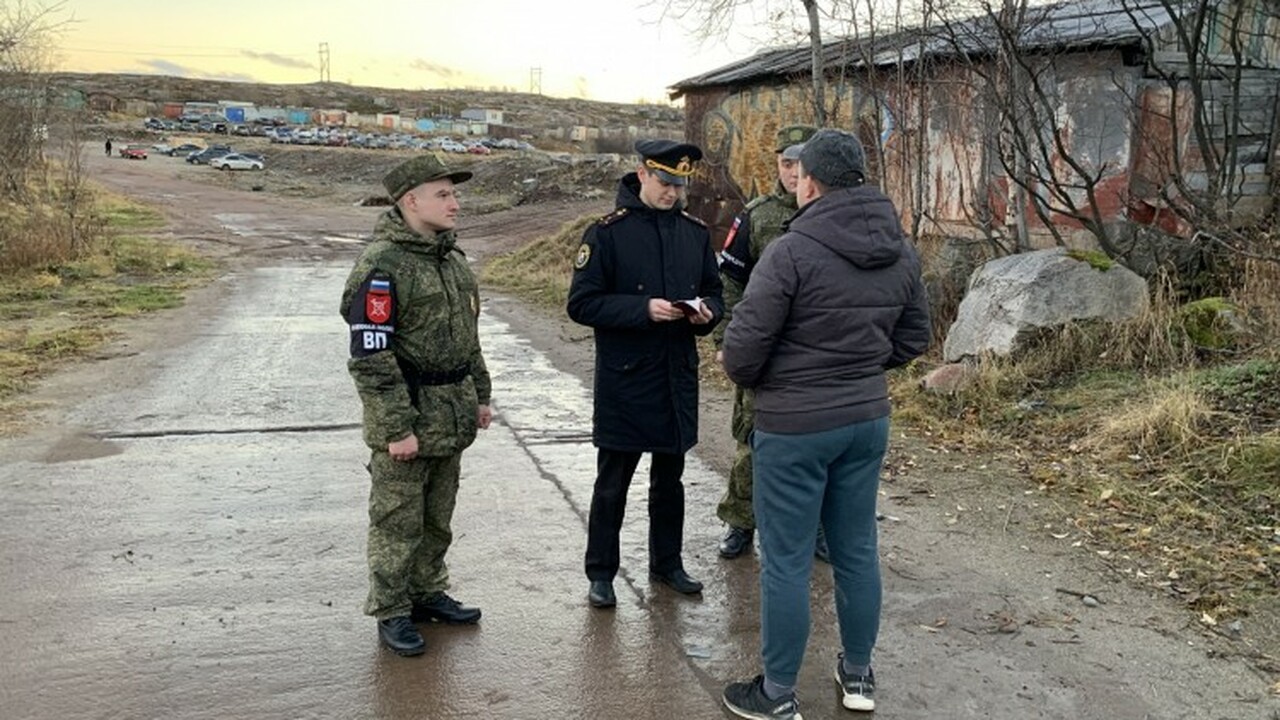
[340,154,493,657]
[714,125,829,561]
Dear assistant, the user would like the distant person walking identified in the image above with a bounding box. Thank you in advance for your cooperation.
[567,139,724,609]
[339,154,494,658]
[104,138,112,156]
[720,129,931,719]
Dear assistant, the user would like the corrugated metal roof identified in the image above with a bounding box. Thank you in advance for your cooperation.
[670,0,1178,95]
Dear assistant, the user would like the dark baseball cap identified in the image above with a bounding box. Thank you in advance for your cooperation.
[383,154,472,201]
[635,138,702,186]
[798,129,867,188]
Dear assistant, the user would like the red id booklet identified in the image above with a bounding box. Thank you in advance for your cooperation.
[673,298,705,316]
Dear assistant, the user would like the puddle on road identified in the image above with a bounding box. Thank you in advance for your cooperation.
[43,432,123,463]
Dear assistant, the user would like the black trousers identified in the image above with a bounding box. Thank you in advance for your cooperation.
[584,449,686,581]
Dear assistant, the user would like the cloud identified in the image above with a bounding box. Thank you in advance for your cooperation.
[136,58,255,83]
[208,70,258,83]
[242,50,314,71]
[409,59,463,80]
[140,59,195,77]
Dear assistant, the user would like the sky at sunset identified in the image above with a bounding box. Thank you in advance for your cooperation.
[53,0,772,104]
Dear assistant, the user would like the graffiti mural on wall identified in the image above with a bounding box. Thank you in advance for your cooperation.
[697,83,888,203]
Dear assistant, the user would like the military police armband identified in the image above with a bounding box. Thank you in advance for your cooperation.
[719,214,753,284]
[348,272,396,358]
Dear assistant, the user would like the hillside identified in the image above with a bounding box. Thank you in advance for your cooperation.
[48,72,684,136]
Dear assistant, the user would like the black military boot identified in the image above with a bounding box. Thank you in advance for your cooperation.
[377,616,425,656]
[412,592,482,625]
[718,526,754,558]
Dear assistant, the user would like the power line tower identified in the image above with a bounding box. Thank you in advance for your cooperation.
[318,42,331,83]
[529,67,542,95]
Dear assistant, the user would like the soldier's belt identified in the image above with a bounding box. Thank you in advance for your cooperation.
[415,364,471,386]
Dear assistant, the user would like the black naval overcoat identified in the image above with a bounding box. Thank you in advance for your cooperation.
[567,173,724,454]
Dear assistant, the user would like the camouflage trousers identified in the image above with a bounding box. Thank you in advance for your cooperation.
[716,439,755,530]
[364,450,461,620]
[716,386,756,530]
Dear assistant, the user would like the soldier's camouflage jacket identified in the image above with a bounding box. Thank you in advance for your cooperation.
[713,184,798,442]
[713,183,798,349]
[340,208,491,456]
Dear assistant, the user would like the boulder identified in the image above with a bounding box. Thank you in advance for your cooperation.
[942,248,1149,362]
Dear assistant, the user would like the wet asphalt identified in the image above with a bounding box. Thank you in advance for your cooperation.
[0,263,768,719]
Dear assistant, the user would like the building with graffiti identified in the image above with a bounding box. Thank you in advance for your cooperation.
[670,0,1280,256]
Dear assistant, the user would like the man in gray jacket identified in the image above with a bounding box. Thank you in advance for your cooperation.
[720,129,931,719]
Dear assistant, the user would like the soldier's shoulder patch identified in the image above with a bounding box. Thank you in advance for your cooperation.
[680,210,707,227]
[573,243,592,270]
[597,208,629,226]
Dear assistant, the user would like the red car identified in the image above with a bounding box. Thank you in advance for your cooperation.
[119,145,148,159]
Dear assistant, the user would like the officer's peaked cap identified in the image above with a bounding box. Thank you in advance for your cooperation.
[635,139,702,186]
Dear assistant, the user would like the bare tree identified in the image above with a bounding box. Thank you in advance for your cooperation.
[657,0,830,124]
[1133,0,1280,255]
[0,0,67,200]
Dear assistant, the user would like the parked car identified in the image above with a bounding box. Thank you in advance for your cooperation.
[440,140,467,153]
[166,143,203,157]
[119,144,148,159]
[211,153,264,171]
[187,145,233,164]
[467,144,492,155]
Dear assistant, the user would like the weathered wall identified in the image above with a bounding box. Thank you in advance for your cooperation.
[683,82,884,245]
[683,50,1143,248]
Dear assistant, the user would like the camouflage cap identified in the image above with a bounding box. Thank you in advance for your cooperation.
[383,154,473,201]
[775,124,818,153]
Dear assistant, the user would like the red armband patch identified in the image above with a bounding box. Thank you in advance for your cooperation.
[365,279,392,324]
[722,216,741,252]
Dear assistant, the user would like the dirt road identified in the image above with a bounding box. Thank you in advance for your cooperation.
[0,145,1275,719]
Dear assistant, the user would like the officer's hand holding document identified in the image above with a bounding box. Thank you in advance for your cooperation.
[674,298,713,324]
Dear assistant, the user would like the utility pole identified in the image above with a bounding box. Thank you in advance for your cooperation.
[529,67,542,95]
[319,42,331,83]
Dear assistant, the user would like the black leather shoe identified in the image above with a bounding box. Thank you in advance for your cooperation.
[588,580,616,608]
[650,568,704,594]
[718,526,754,558]
[412,592,481,625]
[378,616,425,656]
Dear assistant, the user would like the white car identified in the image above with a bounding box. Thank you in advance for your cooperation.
[440,141,467,153]
[213,153,264,171]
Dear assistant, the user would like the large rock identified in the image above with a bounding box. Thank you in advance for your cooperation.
[942,248,1149,362]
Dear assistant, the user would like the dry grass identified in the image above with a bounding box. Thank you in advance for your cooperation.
[890,263,1280,620]
[1086,376,1215,460]
[0,189,213,427]
[480,214,594,308]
